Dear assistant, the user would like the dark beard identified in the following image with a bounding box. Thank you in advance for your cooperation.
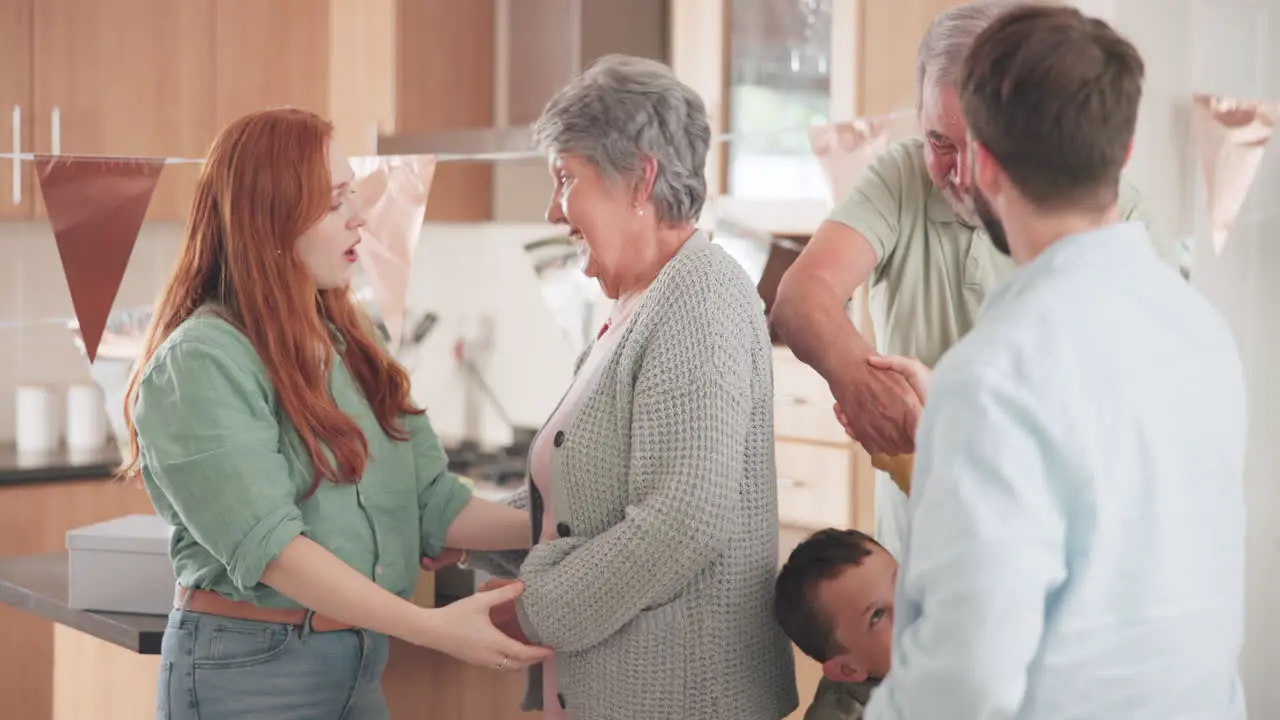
[972,186,1010,257]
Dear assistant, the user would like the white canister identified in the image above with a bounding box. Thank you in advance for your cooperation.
[15,385,61,453]
[66,384,109,451]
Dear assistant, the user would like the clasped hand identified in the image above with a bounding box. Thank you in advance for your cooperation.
[476,577,533,645]
[417,553,546,670]
[418,552,528,644]
[831,354,931,456]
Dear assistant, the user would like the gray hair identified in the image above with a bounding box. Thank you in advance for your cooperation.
[916,0,1031,108]
[532,54,710,226]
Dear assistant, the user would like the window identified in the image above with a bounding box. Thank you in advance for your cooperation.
[670,0,855,235]
[726,0,833,201]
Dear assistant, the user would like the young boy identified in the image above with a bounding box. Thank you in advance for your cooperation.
[775,529,898,720]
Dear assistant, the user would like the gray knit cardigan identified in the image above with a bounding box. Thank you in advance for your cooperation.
[467,233,799,719]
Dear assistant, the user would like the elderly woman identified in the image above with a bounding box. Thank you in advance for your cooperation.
[463,55,799,719]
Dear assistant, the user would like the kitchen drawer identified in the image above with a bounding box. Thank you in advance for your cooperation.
[775,441,853,529]
[772,348,850,444]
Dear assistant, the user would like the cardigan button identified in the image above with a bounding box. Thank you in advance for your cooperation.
[556,522,572,538]
[558,693,567,709]
[553,430,565,447]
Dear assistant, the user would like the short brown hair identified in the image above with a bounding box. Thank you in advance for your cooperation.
[774,528,881,662]
[959,5,1144,210]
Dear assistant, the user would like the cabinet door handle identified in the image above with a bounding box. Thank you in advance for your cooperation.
[777,476,806,490]
[10,105,19,205]
[778,394,809,406]
[50,105,60,156]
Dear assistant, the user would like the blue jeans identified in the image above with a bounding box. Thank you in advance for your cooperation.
[157,609,389,719]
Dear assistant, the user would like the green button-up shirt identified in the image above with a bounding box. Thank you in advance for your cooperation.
[132,309,473,609]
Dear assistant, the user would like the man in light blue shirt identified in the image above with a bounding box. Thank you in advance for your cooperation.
[864,5,1248,719]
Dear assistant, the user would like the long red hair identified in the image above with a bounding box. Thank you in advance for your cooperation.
[119,107,422,496]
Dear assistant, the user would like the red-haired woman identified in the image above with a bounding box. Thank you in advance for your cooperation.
[121,107,550,719]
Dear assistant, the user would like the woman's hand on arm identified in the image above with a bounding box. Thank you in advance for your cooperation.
[262,536,549,669]
[134,337,547,670]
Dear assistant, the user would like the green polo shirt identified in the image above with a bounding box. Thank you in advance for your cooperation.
[829,137,1157,367]
[132,309,472,609]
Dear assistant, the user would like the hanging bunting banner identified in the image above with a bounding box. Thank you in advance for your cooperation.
[1190,93,1279,255]
[350,154,437,350]
[808,115,912,204]
[35,155,164,363]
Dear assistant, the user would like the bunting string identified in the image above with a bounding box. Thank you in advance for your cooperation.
[8,204,1277,333]
[5,98,1277,338]
[0,110,918,166]
[0,109,919,336]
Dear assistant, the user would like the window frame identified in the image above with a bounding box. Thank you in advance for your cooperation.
[670,0,860,237]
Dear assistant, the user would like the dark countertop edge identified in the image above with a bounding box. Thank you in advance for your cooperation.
[0,554,472,656]
[0,443,122,487]
[0,554,166,654]
[0,464,123,486]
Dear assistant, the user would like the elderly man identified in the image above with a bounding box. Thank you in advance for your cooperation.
[771,0,1156,557]
[865,5,1246,718]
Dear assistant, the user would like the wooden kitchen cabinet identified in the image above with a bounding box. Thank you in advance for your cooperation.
[0,0,495,224]
[394,0,496,221]
[32,0,217,221]
[212,0,497,222]
[0,0,33,220]
[772,347,876,534]
[214,1,330,129]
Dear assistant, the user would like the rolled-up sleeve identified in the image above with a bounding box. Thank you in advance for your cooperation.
[866,369,1070,720]
[827,142,907,264]
[405,410,474,558]
[514,281,753,652]
[133,341,306,591]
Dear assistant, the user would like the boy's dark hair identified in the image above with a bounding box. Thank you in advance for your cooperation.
[774,528,882,662]
[959,4,1144,212]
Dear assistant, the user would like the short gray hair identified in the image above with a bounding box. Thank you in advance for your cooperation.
[916,0,1031,108]
[533,54,710,226]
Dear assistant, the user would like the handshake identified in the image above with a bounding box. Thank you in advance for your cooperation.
[831,354,930,494]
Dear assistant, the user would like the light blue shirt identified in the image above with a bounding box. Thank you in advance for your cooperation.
[866,222,1248,720]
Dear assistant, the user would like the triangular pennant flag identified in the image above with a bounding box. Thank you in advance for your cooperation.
[350,155,437,351]
[808,116,904,205]
[35,155,164,363]
[1190,93,1280,254]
